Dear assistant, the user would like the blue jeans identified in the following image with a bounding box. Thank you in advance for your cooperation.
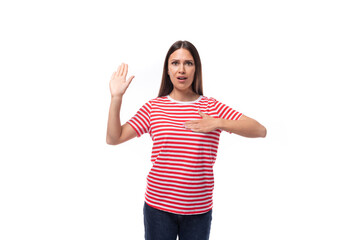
[143,202,212,240]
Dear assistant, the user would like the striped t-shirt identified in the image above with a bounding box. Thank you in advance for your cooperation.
[127,95,242,215]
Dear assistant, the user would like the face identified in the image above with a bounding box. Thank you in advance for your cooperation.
[168,48,196,92]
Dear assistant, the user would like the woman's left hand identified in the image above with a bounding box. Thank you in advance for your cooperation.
[184,111,220,133]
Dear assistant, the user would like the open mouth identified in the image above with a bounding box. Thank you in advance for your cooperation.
[177,76,187,81]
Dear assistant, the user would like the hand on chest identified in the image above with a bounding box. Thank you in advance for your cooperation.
[150,105,218,139]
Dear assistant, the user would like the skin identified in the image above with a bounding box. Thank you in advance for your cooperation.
[184,111,267,138]
[167,48,199,102]
[106,52,266,145]
[166,48,267,138]
[106,63,137,145]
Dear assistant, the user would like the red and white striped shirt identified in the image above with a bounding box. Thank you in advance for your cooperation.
[127,95,242,215]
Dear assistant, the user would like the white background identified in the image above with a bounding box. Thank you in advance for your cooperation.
[1,0,359,239]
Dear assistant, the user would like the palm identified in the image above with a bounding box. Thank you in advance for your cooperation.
[109,63,134,97]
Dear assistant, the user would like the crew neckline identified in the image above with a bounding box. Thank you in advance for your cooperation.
[167,95,203,104]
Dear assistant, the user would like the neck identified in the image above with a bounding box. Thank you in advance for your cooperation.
[169,89,199,102]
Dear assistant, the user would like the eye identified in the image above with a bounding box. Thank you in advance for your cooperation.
[171,61,179,65]
[186,61,194,66]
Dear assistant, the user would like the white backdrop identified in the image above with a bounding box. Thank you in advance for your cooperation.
[1,0,359,239]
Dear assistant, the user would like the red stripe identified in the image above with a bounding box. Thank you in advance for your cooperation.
[146,190,213,204]
[146,185,212,199]
[126,96,241,215]
[149,171,214,182]
[151,168,213,178]
[156,150,217,158]
[154,136,219,145]
[148,175,214,187]
[145,198,212,214]
[127,121,142,137]
[156,154,215,161]
[152,165,213,173]
[147,178,213,191]
[152,145,218,153]
[152,130,220,140]
[145,193,213,207]
[146,181,213,195]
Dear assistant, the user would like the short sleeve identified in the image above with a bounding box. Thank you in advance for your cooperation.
[127,101,151,137]
[211,98,243,121]
[209,98,242,134]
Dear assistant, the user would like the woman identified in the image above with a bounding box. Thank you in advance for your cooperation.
[106,40,266,240]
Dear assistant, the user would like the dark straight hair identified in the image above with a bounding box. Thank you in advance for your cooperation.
[158,40,203,97]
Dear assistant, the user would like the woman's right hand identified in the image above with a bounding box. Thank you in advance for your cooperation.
[109,63,135,98]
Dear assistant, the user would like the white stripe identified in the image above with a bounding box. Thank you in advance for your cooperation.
[147,181,214,193]
[152,143,218,151]
[146,184,213,196]
[146,192,212,205]
[148,172,214,184]
[148,170,213,180]
[151,127,220,138]
[155,157,214,165]
[152,162,213,170]
[146,188,212,201]
[151,166,213,176]
[145,197,212,211]
[127,96,242,214]
[151,105,201,111]
[153,138,219,147]
[147,175,214,188]
[152,147,216,155]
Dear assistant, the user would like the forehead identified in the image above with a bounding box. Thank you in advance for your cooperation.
[169,48,194,60]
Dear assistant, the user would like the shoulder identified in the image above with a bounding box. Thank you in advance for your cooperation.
[152,96,168,101]
[147,96,168,105]
[141,96,169,109]
[199,96,219,105]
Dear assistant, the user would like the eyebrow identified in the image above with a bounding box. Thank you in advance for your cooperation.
[170,59,194,62]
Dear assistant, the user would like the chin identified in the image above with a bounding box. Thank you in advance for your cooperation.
[174,85,192,92]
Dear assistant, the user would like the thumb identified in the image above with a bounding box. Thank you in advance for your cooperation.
[198,110,209,118]
[126,75,135,86]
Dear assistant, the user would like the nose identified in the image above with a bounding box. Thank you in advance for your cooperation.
[178,63,185,73]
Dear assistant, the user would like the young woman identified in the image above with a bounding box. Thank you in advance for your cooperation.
[106,40,266,240]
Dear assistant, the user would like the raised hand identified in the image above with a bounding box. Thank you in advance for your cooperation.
[109,63,135,98]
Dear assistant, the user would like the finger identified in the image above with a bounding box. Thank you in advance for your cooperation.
[190,127,201,132]
[115,65,121,77]
[184,122,198,129]
[120,63,126,76]
[122,63,128,77]
[198,110,207,118]
[185,125,195,131]
[126,75,135,86]
[184,123,193,129]
[184,123,191,129]
[116,63,124,77]
[185,120,199,124]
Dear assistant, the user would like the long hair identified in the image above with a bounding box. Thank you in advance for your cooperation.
[158,40,203,97]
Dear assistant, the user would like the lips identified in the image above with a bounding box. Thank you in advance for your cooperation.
[177,76,187,81]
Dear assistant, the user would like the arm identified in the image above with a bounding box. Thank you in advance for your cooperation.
[106,63,137,145]
[106,96,137,145]
[218,115,267,138]
[184,111,267,138]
